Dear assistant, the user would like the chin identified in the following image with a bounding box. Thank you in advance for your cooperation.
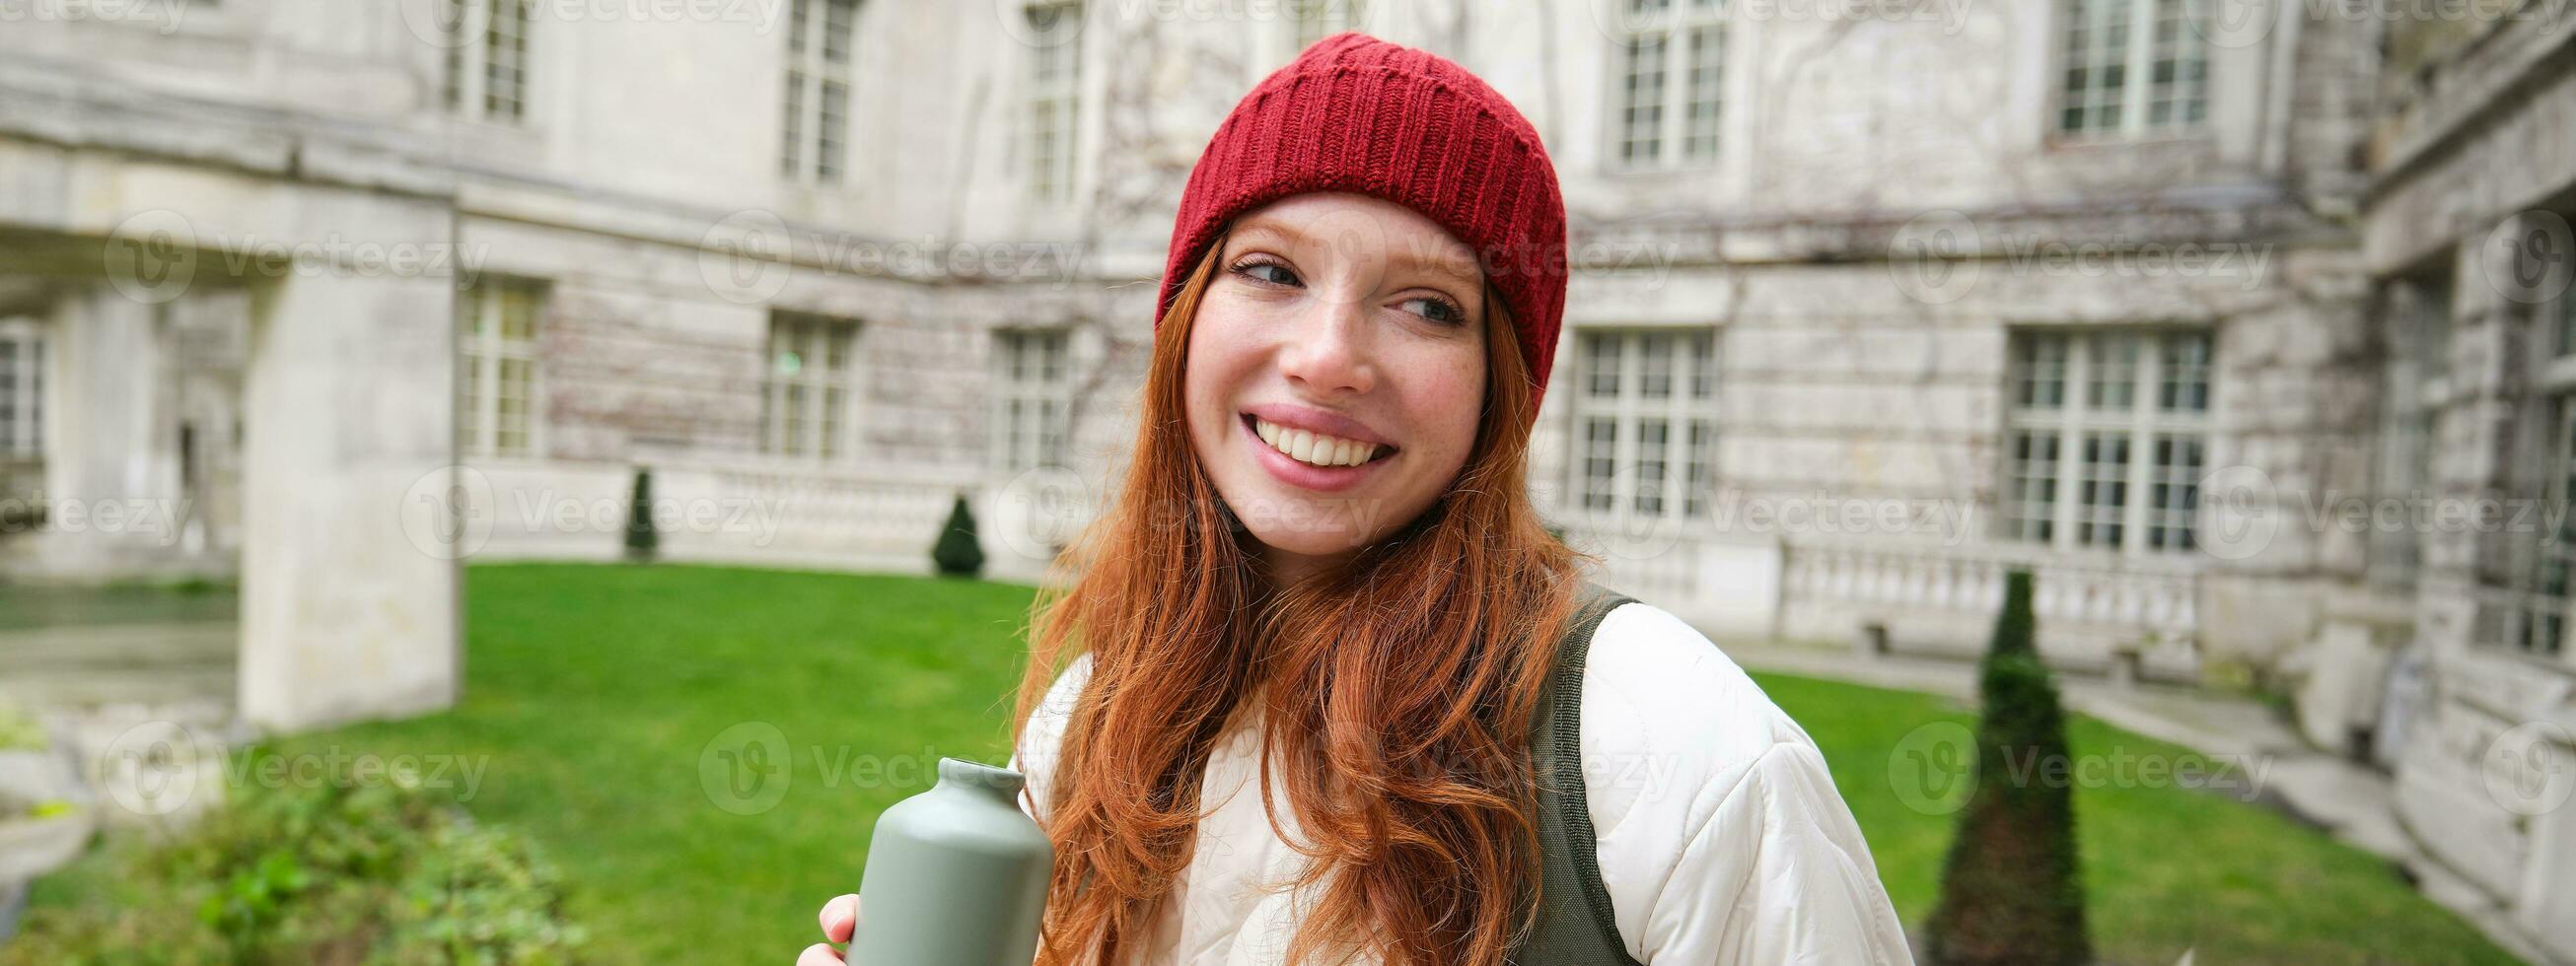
[1242,518,1368,559]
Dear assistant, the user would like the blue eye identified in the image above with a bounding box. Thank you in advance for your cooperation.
[1231,259,1301,287]
[1402,296,1467,325]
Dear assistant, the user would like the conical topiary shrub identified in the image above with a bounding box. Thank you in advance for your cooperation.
[931,493,985,578]
[1924,569,2090,966]
[623,466,659,563]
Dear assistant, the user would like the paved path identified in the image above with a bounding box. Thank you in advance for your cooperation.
[1723,641,2559,966]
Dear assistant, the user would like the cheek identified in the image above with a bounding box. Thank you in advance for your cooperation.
[1403,345,1488,463]
[1181,305,1259,438]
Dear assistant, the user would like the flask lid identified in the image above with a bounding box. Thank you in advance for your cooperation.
[937,757,1027,797]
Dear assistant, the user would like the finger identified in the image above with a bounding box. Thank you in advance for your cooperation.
[797,941,845,966]
[820,893,861,943]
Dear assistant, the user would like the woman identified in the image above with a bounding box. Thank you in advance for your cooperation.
[803,32,1913,966]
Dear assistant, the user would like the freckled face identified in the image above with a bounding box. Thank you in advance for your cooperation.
[1182,192,1489,572]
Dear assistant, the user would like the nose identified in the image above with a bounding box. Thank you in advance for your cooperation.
[1276,289,1377,396]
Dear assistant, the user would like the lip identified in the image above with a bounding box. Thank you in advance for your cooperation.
[1238,411,1394,494]
[1241,402,1396,449]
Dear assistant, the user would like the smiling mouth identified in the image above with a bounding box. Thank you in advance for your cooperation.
[1243,413,1397,468]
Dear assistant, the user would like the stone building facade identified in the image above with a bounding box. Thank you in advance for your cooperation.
[2337,4,2576,959]
[0,0,2569,955]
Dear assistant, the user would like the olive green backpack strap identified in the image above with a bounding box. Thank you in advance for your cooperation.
[1507,579,1646,966]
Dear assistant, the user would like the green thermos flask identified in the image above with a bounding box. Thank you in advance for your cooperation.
[849,757,1053,966]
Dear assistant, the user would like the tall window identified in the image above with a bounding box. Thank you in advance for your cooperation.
[1571,329,1720,520]
[458,277,545,457]
[442,0,533,123]
[2515,401,2575,657]
[0,319,42,459]
[2507,254,2576,658]
[2058,0,2208,138]
[992,329,1071,472]
[1610,0,1727,170]
[2369,274,2452,586]
[2559,268,2576,360]
[1288,0,1367,50]
[1025,2,1083,203]
[2002,329,2211,553]
[760,311,859,459]
[781,0,859,183]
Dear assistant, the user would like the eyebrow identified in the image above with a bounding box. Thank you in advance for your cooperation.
[1227,217,1484,288]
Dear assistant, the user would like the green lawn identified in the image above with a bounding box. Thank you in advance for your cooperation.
[31,564,2518,964]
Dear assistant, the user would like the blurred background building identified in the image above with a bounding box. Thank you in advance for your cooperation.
[0,0,2571,957]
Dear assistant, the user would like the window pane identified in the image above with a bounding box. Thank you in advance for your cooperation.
[781,70,805,176]
[500,284,539,342]
[1634,418,1669,515]
[1682,26,1723,159]
[1583,417,1617,513]
[443,0,467,109]
[496,357,533,454]
[2088,333,2138,409]
[2524,403,2576,655]
[1619,35,1667,165]
[2148,434,2202,551]
[1,341,16,452]
[822,386,846,459]
[2076,431,2130,548]
[2015,333,2068,410]
[823,0,855,62]
[1639,332,1673,398]
[2146,0,2207,131]
[484,0,530,121]
[818,79,849,181]
[1026,2,1083,200]
[2007,430,2060,543]
[1584,333,1622,397]
[1684,420,1716,518]
[1689,329,1717,399]
[2159,331,2210,411]
[460,351,485,451]
[783,383,808,455]
[2559,287,2576,358]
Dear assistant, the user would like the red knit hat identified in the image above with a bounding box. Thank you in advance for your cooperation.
[1157,32,1570,415]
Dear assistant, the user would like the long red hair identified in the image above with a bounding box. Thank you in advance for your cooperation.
[1010,234,1593,966]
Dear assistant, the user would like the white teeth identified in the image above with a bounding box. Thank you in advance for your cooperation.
[1251,416,1383,468]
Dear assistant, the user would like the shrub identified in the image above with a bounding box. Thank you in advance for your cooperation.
[4,763,585,965]
[623,466,658,563]
[1924,570,2091,966]
[0,702,43,751]
[930,493,984,578]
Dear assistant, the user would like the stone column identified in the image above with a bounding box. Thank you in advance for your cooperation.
[235,216,461,733]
